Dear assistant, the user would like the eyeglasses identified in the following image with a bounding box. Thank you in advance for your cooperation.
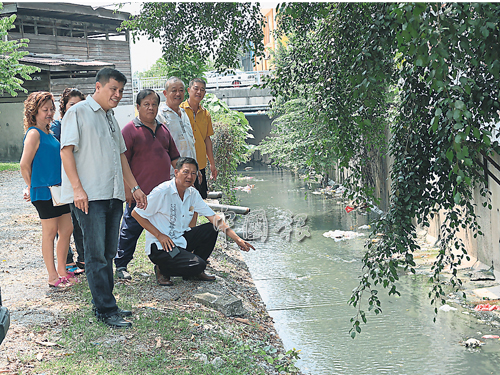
[180,170,198,176]
[141,103,158,108]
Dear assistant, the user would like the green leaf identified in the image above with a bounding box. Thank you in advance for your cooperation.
[454,100,465,110]
[446,148,454,162]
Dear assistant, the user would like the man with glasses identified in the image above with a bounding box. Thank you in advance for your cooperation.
[132,157,255,286]
[114,89,180,281]
[60,68,147,328]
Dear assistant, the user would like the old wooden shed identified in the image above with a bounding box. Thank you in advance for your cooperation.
[0,2,133,104]
[0,2,135,161]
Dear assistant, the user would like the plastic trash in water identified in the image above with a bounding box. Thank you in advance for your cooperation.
[482,335,500,339]
[474,304,500,311]
[323,230,365,242]
[439,304,457,312]
[345,206,355,213]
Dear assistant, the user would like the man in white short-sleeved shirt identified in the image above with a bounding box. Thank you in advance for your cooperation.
[156,77,197,179]
[132,157,255,286]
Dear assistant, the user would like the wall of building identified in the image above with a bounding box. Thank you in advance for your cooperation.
[0,103,25,162]
[0,103,135,162]
[8,32,133,105]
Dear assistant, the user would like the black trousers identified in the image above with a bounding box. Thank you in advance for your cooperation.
[194,168,208,199]
[148,223,218,277]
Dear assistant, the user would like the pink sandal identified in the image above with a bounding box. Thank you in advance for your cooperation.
[64,272,81,284]
[48,277,68,289]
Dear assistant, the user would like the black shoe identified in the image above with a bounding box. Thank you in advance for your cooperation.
[93,307,132,318]
[183,272,216,281]
[99,313,132,328]
[118,308,132,317]
[116,267,132,280]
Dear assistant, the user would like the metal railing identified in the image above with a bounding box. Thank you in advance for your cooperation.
[480,150,500,188]
[132,70,271,98]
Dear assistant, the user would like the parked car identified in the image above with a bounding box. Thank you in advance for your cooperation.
[205,70,257,89]
[0,287,9,345]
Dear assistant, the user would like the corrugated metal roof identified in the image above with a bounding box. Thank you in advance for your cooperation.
[20,55,113,69]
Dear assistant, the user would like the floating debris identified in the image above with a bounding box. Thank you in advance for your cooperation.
[482,335,500,339]
[439,304,457,312]
[358,225,371,230]
[323,230,365,242]
[234,184,255,193]
[474,304,500,312]
[461,338,484,348]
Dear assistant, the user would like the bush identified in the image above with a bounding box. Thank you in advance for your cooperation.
[202,94,254,204]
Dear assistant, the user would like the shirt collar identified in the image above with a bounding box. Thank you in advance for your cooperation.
[133,116,161,128]
[182,100,204,114]
[169,179,192,199]
[88,95,114,115]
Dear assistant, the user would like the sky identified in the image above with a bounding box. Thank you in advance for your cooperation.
[79,1,280,74]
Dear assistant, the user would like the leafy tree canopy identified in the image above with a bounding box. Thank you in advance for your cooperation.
[121,2,264,72]
[0,3,38,96]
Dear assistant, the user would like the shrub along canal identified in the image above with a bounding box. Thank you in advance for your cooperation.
[233,167,500,375]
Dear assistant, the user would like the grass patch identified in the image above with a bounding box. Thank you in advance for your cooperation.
[31,230,299,374]
[0,162,20,171]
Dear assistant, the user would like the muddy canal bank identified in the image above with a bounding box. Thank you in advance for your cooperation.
[0,170,301,374]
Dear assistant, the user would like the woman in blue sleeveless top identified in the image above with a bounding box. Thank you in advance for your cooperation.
[20,92,77,289]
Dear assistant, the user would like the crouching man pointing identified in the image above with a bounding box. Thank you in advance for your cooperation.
[132,157,255,286]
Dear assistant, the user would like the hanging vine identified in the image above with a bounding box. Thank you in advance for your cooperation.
[263,2,500,337]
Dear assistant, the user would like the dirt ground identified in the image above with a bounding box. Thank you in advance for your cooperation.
[0,171,289,374]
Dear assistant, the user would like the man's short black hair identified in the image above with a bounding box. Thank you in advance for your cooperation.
[188,78,206,88]
[96,68,127,86]
[136,89,160,106]
[176,157,199,172]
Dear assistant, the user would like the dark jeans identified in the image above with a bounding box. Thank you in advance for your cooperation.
[71,199,123,317]
[194,168,208,199]
[66,209,85,264]
[114,202,143,269]
[149,223,218,277]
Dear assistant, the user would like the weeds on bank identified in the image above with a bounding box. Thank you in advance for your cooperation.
[33,232,300,374]
[0,162,20,171]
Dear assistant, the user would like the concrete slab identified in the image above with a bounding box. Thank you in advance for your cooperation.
[472,285,500,300]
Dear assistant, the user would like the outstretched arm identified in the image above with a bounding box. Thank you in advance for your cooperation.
[206,214,255,252]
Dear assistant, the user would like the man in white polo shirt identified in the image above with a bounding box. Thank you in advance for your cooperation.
[132,157,254,286]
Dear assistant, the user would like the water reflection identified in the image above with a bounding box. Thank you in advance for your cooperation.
[235,168,500,375]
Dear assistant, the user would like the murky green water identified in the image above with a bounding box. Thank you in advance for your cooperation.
[234,168,500,375]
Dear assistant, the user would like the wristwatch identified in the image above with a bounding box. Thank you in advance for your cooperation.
[131,185,141,194]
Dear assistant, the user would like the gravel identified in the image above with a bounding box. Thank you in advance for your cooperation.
[0,171,294,374]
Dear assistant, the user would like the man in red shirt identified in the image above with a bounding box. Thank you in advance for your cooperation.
[115,89,180,280]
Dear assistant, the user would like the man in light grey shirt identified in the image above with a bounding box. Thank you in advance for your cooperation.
[61,68,147,329]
